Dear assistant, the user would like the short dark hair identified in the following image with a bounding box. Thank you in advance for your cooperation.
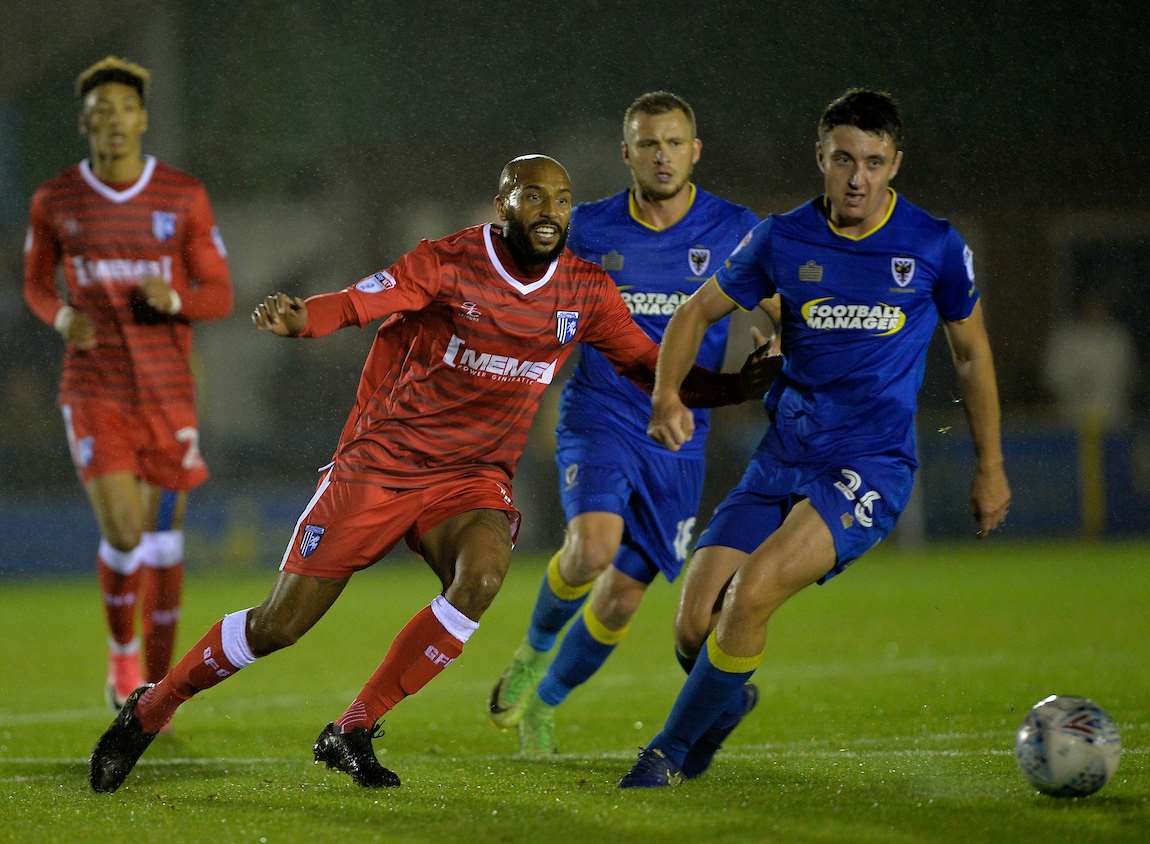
[623,91,696,139]
[818,89,903,149]
[75,56,151,102]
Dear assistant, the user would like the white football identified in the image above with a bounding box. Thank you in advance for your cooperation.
[1015,694,1121,797]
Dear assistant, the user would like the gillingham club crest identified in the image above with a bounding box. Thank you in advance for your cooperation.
[556,310,580,344]
[688,246,711,276]
[299,524,325,558]
[890,257,916,287]
[152,211,177,242]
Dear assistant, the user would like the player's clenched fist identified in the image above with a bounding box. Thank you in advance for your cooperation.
[648,391,695,452]
[252,293,308,337]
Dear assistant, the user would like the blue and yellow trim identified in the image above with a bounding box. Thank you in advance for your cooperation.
[825,189,898,241]
[629,182,696,232]
[706,630,763,673]
[582,603,632,645]
[546,552,594,601]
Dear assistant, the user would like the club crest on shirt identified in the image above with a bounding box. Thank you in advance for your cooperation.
[602,250,625,271]
[688,246,711,276]
[355,271,396,293]
[299,524,325,558]
[556,310,580,344]
[890,257,916,287]
[152,211,177,242]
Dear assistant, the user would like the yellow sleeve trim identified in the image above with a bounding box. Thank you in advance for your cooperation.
[706,630,763,673]
[582,603,632,645]
[546,552,594,601]
[712,277,753,313]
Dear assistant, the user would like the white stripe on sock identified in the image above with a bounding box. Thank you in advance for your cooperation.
[430,595,479,644]
[99,539,141,575]
[221,609,257,668]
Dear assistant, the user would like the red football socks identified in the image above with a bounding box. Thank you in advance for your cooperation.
[136,620,235,732]
[336,599,475,732]
[97,552,140,646]
[141,564,183,682]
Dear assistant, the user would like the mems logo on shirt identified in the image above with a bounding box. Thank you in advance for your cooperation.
[801,297,906,336]
[442,335,556,384]
[71,256,173,287]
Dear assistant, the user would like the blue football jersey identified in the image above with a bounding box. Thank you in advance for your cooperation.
[561,185,759,454]
[714,191,979,466]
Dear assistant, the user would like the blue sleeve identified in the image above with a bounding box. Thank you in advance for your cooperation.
[712,217,776,310]
[933,227,979,321]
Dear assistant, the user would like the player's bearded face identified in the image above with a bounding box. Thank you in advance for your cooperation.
[624,109,701,202]
[502,178,572,264]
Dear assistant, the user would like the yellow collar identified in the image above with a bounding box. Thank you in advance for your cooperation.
[825,189,898,241]
[629,183,696,232]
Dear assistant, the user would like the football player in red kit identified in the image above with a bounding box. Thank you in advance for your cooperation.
[89,155,778,793]
[23,57,232,709]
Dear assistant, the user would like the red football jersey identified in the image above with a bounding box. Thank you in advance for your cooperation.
[304,223,666,491]
[23,156,233,410]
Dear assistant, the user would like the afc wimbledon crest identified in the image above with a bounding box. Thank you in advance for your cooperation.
[556,310,580,344]
[890,257,916,287]
[299,524,325,558]
[152,211,177,242]
[688,246,711,276]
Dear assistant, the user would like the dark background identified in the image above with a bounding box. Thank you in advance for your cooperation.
[2,1,1147,562]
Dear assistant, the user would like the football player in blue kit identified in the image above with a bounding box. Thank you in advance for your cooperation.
[489,91,765,754]
[620,89,1012,787]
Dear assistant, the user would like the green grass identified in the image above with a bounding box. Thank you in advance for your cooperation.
[1,543,1148,842]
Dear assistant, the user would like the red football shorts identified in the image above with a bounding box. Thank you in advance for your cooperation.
[280,469,522,578]
[60,400,209,491]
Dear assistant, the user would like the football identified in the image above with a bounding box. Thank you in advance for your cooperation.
[1015,694,1122,797]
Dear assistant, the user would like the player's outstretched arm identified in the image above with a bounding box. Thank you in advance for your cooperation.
[648,278,740,451]
[252,293,309,337]
[943,301,1011,538]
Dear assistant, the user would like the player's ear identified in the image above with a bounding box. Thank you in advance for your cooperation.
[889,148,903,180]
[815,140,827,174]
[691,137,702,165]
[494,194,508,222]
[620,140,630,166]
[140,107,149,136]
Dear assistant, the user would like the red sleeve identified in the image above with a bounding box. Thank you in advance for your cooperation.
[341,241,442,326]
[299,291,361,338]
[176,184,233,321]
[580,271,744,408]
[22,188,64,326]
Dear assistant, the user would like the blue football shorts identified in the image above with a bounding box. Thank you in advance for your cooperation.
[556,424,705,584]
[696,451,916,583]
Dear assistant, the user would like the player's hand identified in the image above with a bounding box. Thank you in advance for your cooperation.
[58,309,97,350]
[971,461,1010,539]
[648,390,694,451]
[253,293,308,337]
[739,326,782,400]
[139,276,178,314]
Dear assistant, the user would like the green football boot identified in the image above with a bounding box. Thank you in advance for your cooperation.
[489,641,549,729]
[518,693,558,756]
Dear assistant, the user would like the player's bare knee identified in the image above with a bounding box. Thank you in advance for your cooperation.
[449,567,506,618]
[245,608,301,656]
[674,610,710,658]
[592,587,641,630]
[103,522,143,553]
[563,535,617,583]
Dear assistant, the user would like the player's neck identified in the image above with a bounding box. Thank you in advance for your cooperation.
[630,182,695,231]
[492,227,550,282]
[89,151,146,184]
[826,188,894,239]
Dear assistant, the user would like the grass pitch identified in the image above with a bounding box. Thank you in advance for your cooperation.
[1,542,1147,842]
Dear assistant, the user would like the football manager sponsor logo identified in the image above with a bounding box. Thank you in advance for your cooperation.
[801,297,906,336]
